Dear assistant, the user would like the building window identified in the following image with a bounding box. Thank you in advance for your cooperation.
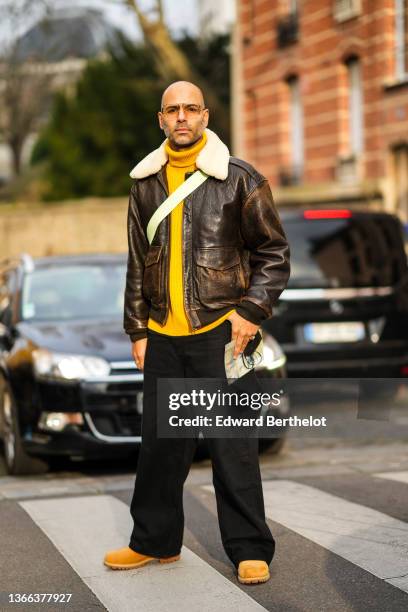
[346,57,364,156]
[277,1,299,48]
[280,76,304,185]
[391,144,408,220]
[333,0,361,23]
[395,0,408,80]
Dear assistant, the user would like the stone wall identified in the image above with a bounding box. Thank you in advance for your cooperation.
[0,197,129,260]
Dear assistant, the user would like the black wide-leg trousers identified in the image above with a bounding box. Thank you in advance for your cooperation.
[128,320,275,568]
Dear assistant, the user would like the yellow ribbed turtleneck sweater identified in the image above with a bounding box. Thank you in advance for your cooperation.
[148,133,235,335]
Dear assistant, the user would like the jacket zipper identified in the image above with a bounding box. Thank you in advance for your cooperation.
[162,214,171,326]
[182,197,195,332]
[157,169,171,327]
[183,172,198,332]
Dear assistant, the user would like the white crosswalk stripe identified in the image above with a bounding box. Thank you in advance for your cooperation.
[20,495,267,612]
[14,475,408,611]
[204,480,408,594]
[373,471,408,484]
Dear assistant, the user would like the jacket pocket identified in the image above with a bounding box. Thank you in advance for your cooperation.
[194,246,244,309]
[142,245,163,305]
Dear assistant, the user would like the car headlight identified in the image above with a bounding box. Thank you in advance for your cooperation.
[38,412,84,432]
[258,336,286,371]
[32,349,110,381]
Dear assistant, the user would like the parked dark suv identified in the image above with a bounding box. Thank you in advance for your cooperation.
[0,253,288,475]
[264,207,408,378]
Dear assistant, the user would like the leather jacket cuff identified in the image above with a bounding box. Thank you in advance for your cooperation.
[236,300,267,325]
[129,329,148,342]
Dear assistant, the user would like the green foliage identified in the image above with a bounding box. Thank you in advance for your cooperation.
[31,39,163,200]
[31,33,230,200]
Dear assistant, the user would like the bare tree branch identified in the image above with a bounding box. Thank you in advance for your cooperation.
[0,1,57,177]
[121,0,229,127]
[156,0,164,24]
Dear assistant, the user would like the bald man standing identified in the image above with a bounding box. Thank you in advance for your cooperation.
[104,81,290,584]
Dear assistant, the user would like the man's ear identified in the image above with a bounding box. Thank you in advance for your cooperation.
[203,109,209,129]
[158,111,164,130]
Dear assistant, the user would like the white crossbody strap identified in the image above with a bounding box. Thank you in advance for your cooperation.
[146,170,208,245]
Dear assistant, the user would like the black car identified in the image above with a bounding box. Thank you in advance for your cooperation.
[0,253,288,475]
[264,207,408,378]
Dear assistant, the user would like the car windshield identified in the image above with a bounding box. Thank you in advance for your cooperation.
[21,263,126,321]
[282,215,407,288]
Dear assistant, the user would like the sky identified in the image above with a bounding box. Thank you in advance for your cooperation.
[84,0,199,40]
[0,0,200,49]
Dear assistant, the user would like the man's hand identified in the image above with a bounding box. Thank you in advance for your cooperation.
[227,311,260,359]
[132,338,147,370]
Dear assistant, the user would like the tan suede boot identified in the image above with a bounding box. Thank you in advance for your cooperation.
[237,560,270,584]
[104,546,180,570]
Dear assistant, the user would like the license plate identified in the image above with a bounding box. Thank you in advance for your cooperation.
[304,322,365,343]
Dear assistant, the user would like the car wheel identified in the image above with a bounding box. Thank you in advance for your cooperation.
[258,437,285,455]
[1,384,48,475]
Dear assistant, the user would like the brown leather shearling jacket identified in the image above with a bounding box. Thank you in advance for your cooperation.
[124,134,290,342]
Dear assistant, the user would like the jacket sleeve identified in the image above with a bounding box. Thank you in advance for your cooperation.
[123,184,150,342]
[237,179,291,324]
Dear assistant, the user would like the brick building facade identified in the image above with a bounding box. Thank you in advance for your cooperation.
[232,0,408,219]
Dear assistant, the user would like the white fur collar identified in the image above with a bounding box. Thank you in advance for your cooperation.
[129,128,230,181]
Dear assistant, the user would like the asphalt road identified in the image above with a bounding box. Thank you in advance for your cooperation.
[1,400,408,612]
